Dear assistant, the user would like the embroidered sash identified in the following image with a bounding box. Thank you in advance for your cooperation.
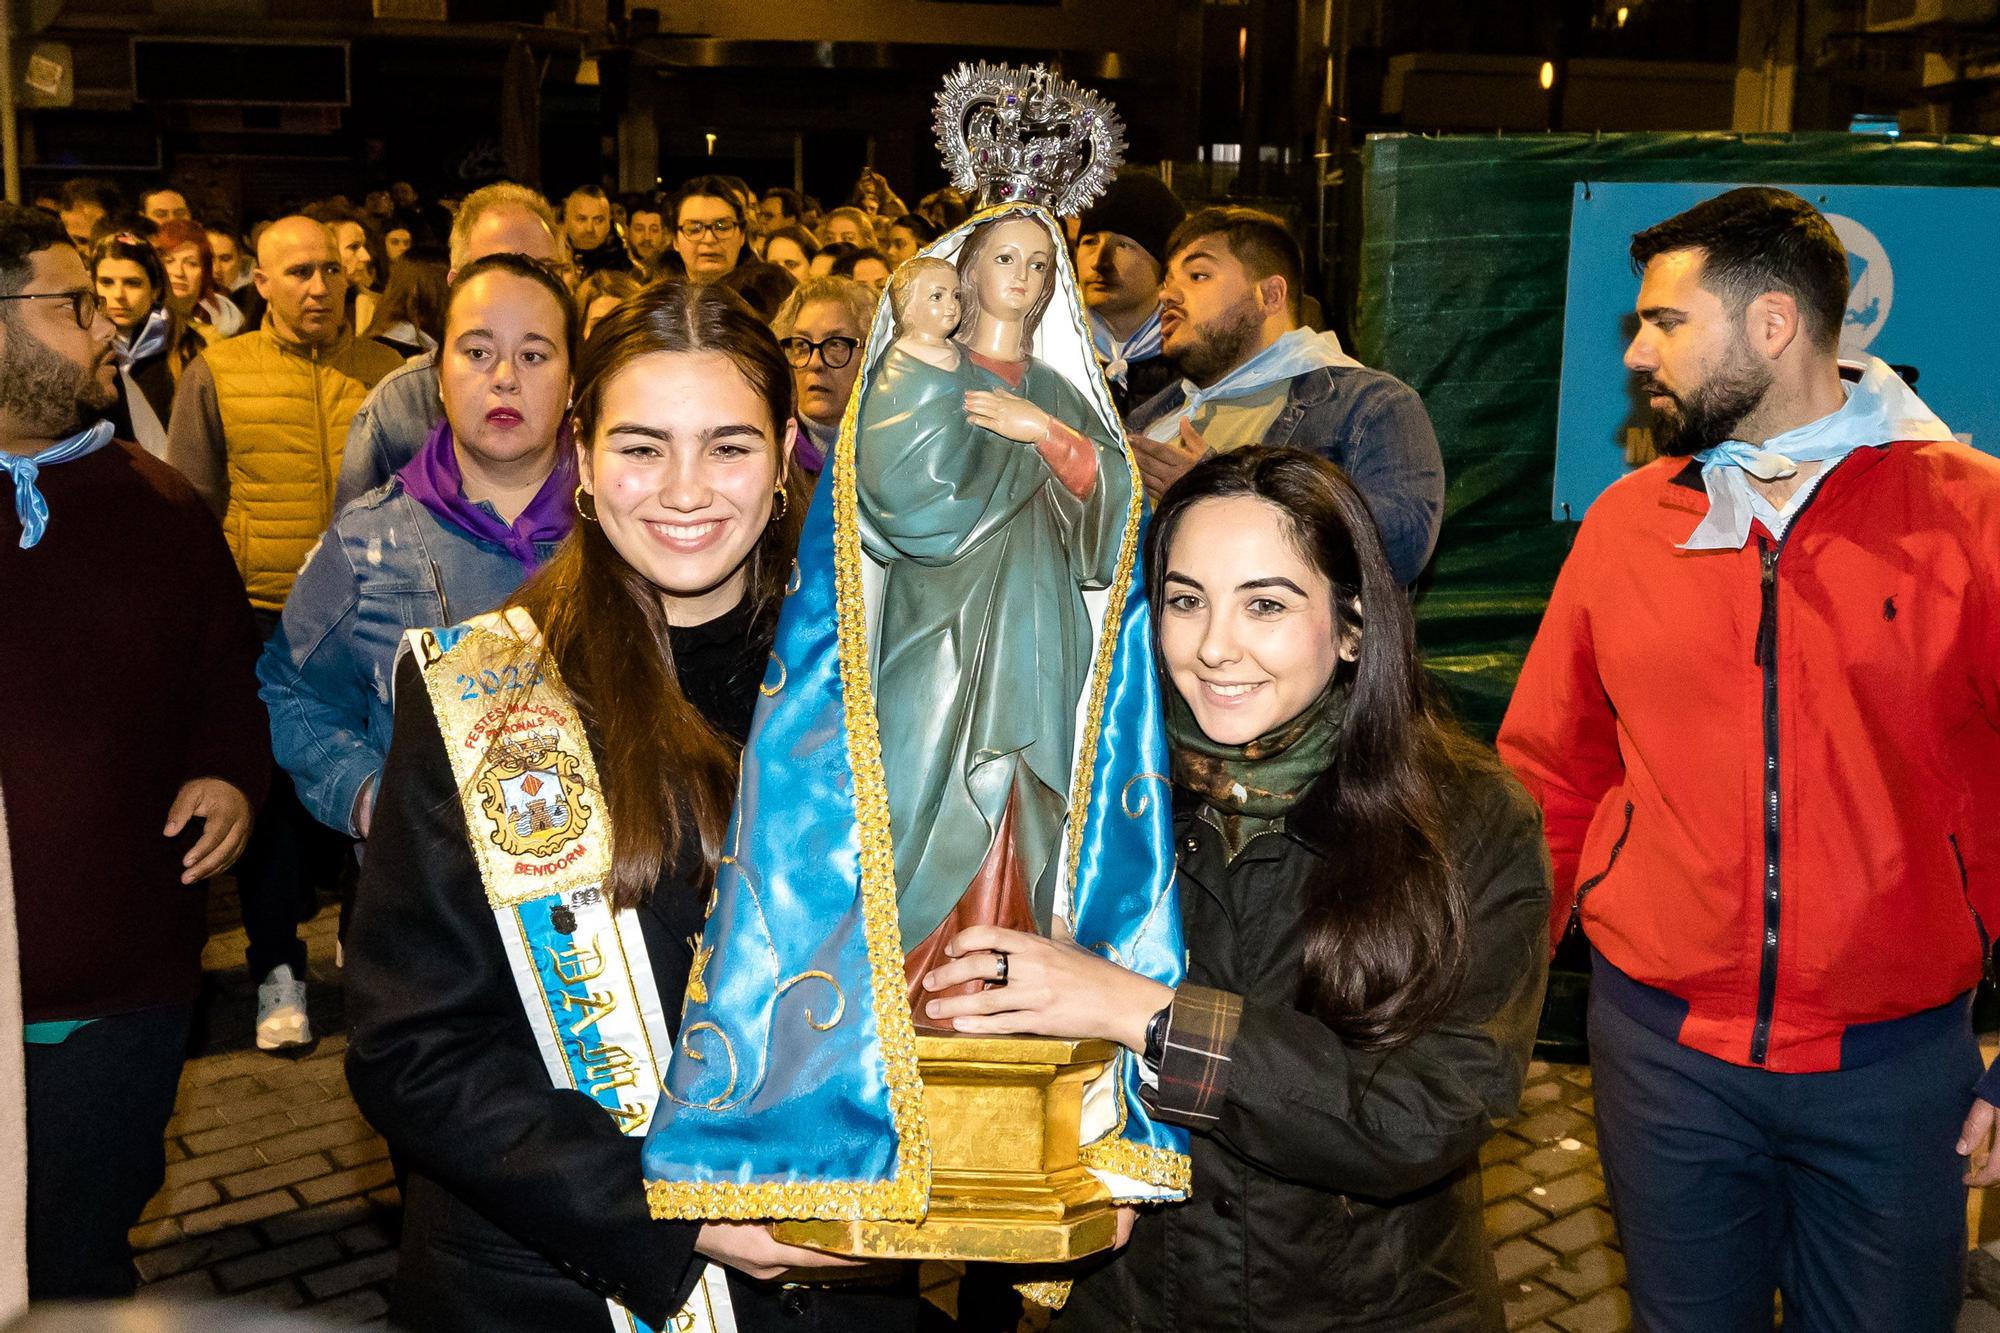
[406,609,737,1333]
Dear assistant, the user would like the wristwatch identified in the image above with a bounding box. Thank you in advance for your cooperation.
[1142,1002,1172,1073]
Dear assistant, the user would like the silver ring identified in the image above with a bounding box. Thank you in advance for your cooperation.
[993,951,1009,987]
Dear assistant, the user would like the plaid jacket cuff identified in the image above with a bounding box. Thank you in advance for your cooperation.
[1146,985,1243,1127]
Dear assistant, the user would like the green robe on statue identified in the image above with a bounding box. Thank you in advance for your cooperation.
[857,344,1131,981]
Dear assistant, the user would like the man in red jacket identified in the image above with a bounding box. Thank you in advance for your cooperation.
[1501,186,2000,1332]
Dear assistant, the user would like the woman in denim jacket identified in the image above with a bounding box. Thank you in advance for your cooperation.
[259,254,577,841]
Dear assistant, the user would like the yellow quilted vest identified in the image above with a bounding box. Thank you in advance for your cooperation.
[204,325,403,611]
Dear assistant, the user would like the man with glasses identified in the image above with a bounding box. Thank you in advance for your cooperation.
[672,174,747,283]
[166,215,403,1055]
[759,187,804,239]
[770,275,874,476]
[0,201,267,1298]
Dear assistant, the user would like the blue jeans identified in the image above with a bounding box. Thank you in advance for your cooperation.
[1588,977,1979,1333]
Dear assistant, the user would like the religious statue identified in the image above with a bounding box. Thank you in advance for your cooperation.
[864,225,1132,1020]
[643,63,1189,1265]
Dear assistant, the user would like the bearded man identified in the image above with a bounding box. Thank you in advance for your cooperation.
[0,201,266,1298]
[1125,206,1444,586]
[1501,186,2000,1333]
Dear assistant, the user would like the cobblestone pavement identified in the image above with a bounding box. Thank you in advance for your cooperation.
[127,889,2000,1332]
[128,888,397,1323]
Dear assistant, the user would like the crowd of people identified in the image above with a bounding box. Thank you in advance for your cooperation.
[3,159,1997,1333]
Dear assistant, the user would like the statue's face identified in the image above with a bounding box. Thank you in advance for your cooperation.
[967,216,1052,323]
[899,270,961,340]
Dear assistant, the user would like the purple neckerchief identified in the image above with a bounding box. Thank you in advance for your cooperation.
[792,419,832,474]
[397,417,576,572]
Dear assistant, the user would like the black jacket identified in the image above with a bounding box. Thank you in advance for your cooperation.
[1058,760,1552,1333]
[345,602,917,1333]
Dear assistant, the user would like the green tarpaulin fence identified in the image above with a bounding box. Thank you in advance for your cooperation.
[1352,131,2000,739]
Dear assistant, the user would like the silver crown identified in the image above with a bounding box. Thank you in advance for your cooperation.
[933,62,1125,218]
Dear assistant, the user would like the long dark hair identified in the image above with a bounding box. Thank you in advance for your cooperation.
[91,231,202,375]
[512,282,807,909]
[1147,447,1482,1051]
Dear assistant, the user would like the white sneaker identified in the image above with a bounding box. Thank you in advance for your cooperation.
[256,964,313,1051]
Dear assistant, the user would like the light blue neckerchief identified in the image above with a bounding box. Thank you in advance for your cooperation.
[1089,306,1163,390]
[1171,326,1362,420]
[2,420,116,549]
[1681,356,1956,550]
[116,307,172,370]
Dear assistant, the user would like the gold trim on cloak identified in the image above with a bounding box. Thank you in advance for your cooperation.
[648,262,933,1222]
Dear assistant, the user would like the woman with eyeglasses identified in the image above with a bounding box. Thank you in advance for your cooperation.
[90,232,208,458]
[768,275,874,478]
[671,175,747,283]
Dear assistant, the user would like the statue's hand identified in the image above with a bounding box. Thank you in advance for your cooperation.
[963,389,1052,444]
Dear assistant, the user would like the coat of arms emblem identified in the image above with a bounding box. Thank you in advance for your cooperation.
[476,729,592,858]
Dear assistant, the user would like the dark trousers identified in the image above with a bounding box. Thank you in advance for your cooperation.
[1588,981,1978,1333]
[235,766,315,981]
[25,1004,193,1298]
[240,608,326,982]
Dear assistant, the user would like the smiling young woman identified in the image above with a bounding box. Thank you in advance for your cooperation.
[924,447,1553,1333]
[343,282,918,1333]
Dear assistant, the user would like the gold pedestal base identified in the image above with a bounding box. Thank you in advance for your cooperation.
[774,1033,1118,1262]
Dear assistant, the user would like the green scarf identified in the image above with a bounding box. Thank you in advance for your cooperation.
[1165,679,1348,827]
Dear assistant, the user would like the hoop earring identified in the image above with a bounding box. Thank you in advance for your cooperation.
[769,476,790,524]
[574,484,597,523]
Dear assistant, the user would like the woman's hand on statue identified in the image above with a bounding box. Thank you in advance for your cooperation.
[920,922,1173,1052]
[963,389,1053,444]
[694,1222,870,1281]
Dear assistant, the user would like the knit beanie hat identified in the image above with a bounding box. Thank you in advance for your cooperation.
[1077,171,1186,269]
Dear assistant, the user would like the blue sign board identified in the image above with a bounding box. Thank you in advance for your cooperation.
[1552,181,2000,520]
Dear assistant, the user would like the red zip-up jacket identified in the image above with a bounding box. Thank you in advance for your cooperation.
[1499,441,2000,1075]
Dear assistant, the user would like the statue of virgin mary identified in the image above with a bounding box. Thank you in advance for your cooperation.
[864,207,1133,1017]
[643,64,1188,1230]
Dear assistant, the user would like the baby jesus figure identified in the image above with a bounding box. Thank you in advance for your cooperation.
[887,257,964,372]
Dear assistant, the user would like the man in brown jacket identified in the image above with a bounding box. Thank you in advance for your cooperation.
[166,215,400,1052]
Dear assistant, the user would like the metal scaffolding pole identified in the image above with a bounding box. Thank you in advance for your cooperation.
[0,0,20,204]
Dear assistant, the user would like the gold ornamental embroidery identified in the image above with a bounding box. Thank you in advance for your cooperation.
[476,730,591,859]
[411,618,612,909]
[776,970,846,1031]
[687,941,714,1005]
[1081,1134,1192,1196]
